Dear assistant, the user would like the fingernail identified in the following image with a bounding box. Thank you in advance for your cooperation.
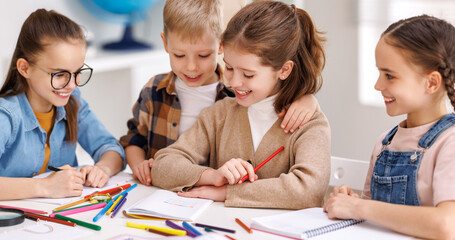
[284,130,288,133]
[290,129,294,133]
[281,124,285,128]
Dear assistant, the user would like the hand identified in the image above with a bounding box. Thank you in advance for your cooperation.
[278,94,319,133]
[80,165,109,188]
[177,185,227,202]
[332,184,360,198]
[217,158,257,184]
[323,188,363,220]
[43,165,84,198]
[131,158,154,186]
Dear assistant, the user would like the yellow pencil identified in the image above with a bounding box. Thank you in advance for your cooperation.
[106,195,123,215]
[53,198,88,212]
[126,222,187,236]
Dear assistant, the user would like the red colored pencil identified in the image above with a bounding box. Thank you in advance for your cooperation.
[0,204,48,215]
[24,212,76,227]
[83,184,131,198]
[238,146,284,184]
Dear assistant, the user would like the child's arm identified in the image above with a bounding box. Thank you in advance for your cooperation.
[125,145,153,186]
[0,165,84,200]
[324,191,455,239]
[278,94,319,133]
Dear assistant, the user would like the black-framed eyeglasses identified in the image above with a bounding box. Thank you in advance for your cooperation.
[32,63,93,90]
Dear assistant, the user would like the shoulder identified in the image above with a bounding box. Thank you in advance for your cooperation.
[139,72,173,99]
[0,94,23,120]
[199,97,239,121]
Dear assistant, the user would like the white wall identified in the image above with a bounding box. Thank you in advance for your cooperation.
[0,0,403,163]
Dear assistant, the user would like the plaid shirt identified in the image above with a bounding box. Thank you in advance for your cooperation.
[119,65,234,159]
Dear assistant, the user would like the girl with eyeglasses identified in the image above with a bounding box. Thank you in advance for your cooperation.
[0,9,125,200]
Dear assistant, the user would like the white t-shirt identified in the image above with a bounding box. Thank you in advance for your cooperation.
[362,118,455,206]
[248,95,279,152]
[175,77,218,136]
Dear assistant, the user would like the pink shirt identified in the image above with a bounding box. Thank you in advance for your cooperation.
[362,119,455,206]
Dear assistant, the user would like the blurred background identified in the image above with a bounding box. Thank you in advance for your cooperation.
[1,0,454,166]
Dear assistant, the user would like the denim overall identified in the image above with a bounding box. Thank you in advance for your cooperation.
[371,113,455,206]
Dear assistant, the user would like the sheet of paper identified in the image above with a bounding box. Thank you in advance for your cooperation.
[126,189,213,221]
[25,172,134,205]
[0,221,92,240]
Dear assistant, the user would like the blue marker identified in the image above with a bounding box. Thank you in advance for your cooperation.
[93,200,114,222]
[182,221,202,236]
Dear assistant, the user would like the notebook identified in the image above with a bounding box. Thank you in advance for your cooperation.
[250,207,413,240]
[125,189,213,221]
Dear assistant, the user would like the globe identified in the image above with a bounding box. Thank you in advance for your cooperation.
[79,0,161,50]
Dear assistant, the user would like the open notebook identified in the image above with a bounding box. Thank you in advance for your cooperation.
[125,189,213,221]
[251,207,413,240]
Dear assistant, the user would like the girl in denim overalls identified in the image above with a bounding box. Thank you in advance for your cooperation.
[324,15,455,239]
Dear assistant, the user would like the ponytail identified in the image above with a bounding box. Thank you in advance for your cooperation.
[222,1,325,113]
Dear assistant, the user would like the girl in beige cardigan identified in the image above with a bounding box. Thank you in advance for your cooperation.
[152,1,331,209]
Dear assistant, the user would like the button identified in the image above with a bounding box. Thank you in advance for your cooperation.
[32,172,37,176]
[175,97,179,102]
[172,122,177,127]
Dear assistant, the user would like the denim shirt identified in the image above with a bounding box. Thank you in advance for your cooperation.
[0,88,126,177]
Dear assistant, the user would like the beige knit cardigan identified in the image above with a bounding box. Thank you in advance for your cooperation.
[152,98,331,209]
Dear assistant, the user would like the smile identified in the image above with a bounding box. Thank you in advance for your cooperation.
[383,96,395,103]
[236,89,252,95]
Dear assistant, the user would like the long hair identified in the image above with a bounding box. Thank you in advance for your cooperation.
[0,9,85,142]
[382,15,455,108]
[222,0,325,113]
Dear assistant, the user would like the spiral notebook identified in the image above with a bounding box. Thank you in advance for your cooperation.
[251,207,412,240]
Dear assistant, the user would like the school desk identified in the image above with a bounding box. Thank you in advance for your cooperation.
[0,172,291,240]
[0,172,416,240]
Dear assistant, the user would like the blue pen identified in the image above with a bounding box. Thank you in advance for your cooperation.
[113,183,137,201]
[112,192,128,212]
[166,220,197,237]
[182,221,202,236]
[93,200,114,222]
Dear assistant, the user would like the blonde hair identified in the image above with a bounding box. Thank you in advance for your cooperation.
[163,0,223,41]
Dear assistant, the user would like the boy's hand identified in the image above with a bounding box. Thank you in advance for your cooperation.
[323,189,363,220]
[217,158,257,184]
[43,166,84,198]
[131,158,154,186]
[80,165,109,188]
[279,94,319,133]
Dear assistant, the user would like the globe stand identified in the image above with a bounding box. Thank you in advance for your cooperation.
[103,25,152,51]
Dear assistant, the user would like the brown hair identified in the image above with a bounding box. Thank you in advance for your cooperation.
[222,0,325,113]
[163,0,223,42]
[0,9,85,142]
[382,15,455,108]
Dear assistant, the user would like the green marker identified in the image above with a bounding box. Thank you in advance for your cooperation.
[54,214,101,231]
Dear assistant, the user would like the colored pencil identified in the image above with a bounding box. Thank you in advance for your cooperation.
[112,183,137,201]
[83,183,131,198]
[194,222,236,233]
[238,146,284,184]
[110,196,127,218]
[182,221,202,236]
[166,220,197,237]
[204,227,237,240]
[53,202,103,213]
[106,195,123,215]
[235,218,252,234]
[146,228,173,236]
[126,222,187,236]
[55,214,101,231]
[52,198,88,212]
[49,202,107,217]
[24,212,75,227]
[0,205,47,215]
